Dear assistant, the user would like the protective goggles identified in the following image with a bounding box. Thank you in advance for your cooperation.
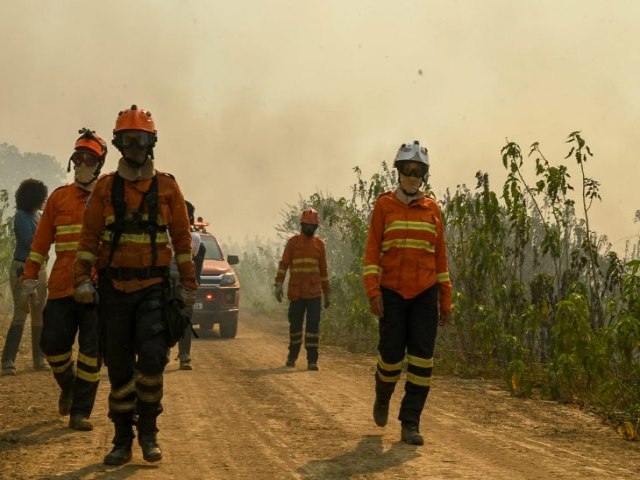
[70,151,101,168]
[398,163,428,178]
[116,130,156,148]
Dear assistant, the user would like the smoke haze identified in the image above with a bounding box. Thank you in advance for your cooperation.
[1,0,639,250]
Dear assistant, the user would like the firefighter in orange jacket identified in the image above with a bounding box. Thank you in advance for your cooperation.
[73,105,197,465]
[274,208,330,371]
[363,140,452,446]
[22,128,107,431]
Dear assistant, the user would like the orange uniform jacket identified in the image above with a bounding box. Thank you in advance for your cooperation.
[74,172,196,293]
[23,184,89,299]
[275,233,330,301]
[363,191,452,312]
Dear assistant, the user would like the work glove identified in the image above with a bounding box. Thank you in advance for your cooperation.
[274,282,284,303]
[369,295,383,318]
[176,284,197,308]
[323,294,331,309]
[20,279,38,313]
[74,279,98,304]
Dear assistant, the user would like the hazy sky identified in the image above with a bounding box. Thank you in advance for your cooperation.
[1,1,639,252]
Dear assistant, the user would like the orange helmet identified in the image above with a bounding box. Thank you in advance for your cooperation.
[113,104,156,134]
[68,128,107,173]
[74,128,107,158]
[301,208,319,225]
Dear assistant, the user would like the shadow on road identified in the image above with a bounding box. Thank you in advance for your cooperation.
[298,434,419,479]
[41,462,158,480]
[0,419,74,452]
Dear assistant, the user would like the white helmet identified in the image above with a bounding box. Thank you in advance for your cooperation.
[394,140,429,169]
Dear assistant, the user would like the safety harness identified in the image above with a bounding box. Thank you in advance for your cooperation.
[104,173,168,280]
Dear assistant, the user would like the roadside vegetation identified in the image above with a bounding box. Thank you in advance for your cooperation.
[233,132,640,440]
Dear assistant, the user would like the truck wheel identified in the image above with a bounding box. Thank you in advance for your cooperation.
[220,315,238,339]
[199,320,213,332]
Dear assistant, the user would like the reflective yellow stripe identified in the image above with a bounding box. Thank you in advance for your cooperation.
[55,241,79,252]
[105,214,167,226]
[292,258,319,265]
[290,267,320,273]
[377,355,404,371]
[109,400,136,412]
[134,371,163,387]
[381,238,434,253]
[137,389,163,403]
[50,359,72,373]
[305,342,319,348]
[437,272,450,283]
[101,231,169,244]
[321,276,329,281]
[46,351,72,363]
[77,368,100,383]
[290,338,302,345]
[277,268,286,275]
[78,352,98,367]
[290,331,303,338]
[377,372,401,383]
[384,220,436,235]
[406,372,432,387]
[77,251,96,263]
[406,354,434,368]
[56,224,82,235]
[111,379,135,399]
[363,265,381,276]
[29,251,46,264]
[175,253,191,264]
[305,333,320,339]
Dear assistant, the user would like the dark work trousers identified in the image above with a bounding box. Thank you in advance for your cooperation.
[41,297,101,417]
[288,297,321,363]
[375,285,439,427]
[98,279,169,437]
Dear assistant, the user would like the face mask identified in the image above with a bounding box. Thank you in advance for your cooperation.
[301,224,318,237]
[399,173,422,194]
[74,163,97,185]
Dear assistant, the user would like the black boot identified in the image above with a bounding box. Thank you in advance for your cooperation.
[1,324,24,375]
[137,415,162,462]
[31,326,48,370]
[104,417,134,465]
[373,396,390,427]
[400,422,424,445]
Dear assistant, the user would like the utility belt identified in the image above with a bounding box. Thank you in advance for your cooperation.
[101,266,168,281]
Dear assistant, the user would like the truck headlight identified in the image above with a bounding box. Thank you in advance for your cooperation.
[220,273,236,286]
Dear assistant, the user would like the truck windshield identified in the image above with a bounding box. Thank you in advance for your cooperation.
[200,234,224,260]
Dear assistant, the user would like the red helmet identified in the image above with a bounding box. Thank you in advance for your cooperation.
[301,208,319,225]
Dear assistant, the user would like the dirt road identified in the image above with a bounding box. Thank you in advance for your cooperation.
[1,312,639,479]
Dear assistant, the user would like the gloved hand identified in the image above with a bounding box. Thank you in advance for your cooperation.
[274,283,284,303]
[323,294,331,309]
[74,279,98,304]
[369,295,383,318]
[20,279,38,313]
[177,284,197,308]
[439,310,451,327]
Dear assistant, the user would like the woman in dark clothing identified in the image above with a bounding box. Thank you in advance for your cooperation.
[1,179,48,375]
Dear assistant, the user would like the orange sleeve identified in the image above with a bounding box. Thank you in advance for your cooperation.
[23,192,56,280]
[363,198,385,299]
[74,179,107,286]
[319,239,330,296]
[434,205,452,312]
[275,237,293,285]
[167,179,197,290]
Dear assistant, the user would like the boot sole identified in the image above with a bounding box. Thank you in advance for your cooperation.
[143,452,163,462]
[103,454,132,466]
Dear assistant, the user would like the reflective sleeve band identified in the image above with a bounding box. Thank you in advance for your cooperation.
[437,272,450,283]
[175,253,192,264]
[363,264,381,276]
[55,241,79,252]
[29,251,46,264]
[76,251,97,263]
[55,224,82,235]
